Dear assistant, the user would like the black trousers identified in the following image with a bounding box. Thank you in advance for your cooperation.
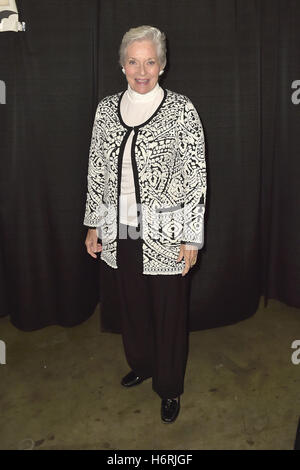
[101,223,191,400]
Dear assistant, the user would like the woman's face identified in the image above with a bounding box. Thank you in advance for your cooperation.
[123,40,163,94]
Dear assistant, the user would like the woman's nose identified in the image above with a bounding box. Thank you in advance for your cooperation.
[139,64,146,75]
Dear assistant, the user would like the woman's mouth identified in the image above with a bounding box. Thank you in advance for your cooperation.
[135,79,149,84]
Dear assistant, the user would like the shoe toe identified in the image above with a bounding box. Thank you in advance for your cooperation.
[121,371,144,387]
[161,398,180,423]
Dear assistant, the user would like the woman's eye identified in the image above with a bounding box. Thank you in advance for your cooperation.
[128,60,155,65]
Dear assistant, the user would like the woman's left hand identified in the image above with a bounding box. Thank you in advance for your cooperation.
[177,244,198,276]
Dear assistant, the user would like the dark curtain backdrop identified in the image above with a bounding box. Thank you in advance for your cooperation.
[0,0,299,332]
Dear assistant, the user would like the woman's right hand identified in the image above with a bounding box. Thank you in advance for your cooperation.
[85,228,102,259]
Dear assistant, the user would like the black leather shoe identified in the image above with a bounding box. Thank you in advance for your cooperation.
[161,397,180,423]
[121,371,147,387]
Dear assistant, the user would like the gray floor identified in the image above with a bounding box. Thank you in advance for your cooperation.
[0,296,299,450]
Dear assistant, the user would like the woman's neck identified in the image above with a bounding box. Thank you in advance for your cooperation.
[127,82,161,103]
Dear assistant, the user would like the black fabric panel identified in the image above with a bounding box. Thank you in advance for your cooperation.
[260,0,300,307]
[0,0,101,329]
[98,0,262,332]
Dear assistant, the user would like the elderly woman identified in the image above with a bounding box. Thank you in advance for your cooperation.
[84,25,207,424]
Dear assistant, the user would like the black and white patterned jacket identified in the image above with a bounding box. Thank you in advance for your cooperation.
[83,87,207,275]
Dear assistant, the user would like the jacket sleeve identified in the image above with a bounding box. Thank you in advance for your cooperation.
[83,102,105,228]
[177,98,207,249]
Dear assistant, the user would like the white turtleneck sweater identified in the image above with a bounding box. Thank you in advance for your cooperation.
[119,82,164,226]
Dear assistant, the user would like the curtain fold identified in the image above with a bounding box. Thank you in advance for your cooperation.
[0,0,101,330]
[260,0,300,307]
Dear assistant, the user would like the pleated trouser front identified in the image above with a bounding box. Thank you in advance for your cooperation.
[100,223,191,400]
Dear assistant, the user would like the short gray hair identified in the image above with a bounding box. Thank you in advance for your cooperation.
[119,25,167,69]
